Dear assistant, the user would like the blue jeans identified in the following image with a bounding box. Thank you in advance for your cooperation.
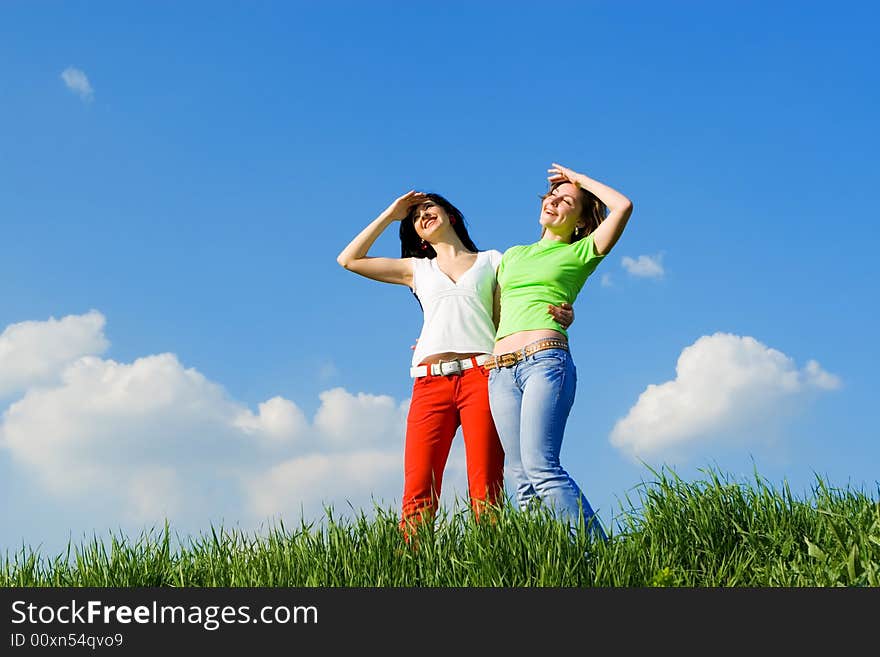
[488,346,606,540]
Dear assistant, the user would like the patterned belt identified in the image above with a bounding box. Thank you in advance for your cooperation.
[482,338,569,370]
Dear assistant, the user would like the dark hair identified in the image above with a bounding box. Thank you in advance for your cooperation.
[399,192,479,258]
[542,181,607,243]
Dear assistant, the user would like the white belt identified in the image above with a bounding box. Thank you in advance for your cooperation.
[410,354,491,378]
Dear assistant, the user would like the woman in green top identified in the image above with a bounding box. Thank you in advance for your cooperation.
[484,163,633,538]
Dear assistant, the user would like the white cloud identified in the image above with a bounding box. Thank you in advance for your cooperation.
[610,332,841,462]
[245,451,403,521]
[314,387,409,448]
[0,353,244,513]
[126,467,183,520]
[61,67,94,101]
[622,254,664,278]
[0,312,416,528]
[234,396,308,444]
[244,388,422,520]
[601,273,613,287]
[0,310,108,397]
[803,360,841,390]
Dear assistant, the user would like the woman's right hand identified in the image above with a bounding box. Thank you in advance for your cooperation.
[336,190,425,288]
[383,190,428,222]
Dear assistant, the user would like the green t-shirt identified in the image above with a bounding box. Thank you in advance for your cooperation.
[495,233,604,341]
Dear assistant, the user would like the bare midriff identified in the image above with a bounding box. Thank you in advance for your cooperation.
[419,351,487,365]
[493,329,568,355]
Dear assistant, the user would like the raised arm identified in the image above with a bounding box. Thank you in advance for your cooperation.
[548,163,634,256]
[336,190,427,287]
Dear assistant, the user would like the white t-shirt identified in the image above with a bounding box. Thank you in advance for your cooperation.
[410,250,503,367]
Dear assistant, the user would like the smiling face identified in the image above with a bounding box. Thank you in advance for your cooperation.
[540,182,585,240]
[412,201,452,241]
[398,192,478,258]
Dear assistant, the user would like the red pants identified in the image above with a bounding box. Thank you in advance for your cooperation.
[401,361,505,530]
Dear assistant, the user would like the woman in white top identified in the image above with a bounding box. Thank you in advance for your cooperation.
[337,190,573,534]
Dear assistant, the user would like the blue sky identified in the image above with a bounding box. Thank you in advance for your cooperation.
[2,1,878,556]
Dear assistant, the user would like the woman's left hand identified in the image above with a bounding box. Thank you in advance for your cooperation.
[547,161,635,256]
[547,302,574,329]
[547,163,581,186]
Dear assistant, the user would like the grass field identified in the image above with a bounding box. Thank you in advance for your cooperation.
[4,467,879,587]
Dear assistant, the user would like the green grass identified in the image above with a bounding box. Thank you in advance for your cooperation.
[4,467,879,586]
